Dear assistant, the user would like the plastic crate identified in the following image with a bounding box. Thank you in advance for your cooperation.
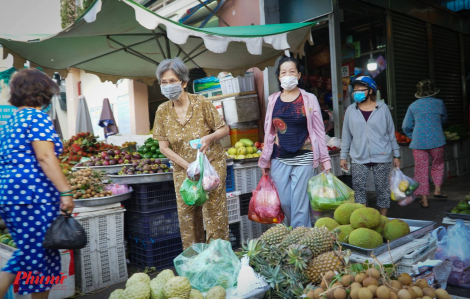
[330,154,342,177]
[239,192,252,216]
[127,209,180,240]
[129,235,183,269]
[75,245,128,294]
[220,74,255,94]
[75,208,125,255]
[226,163,235,192]
[234,162,263,194]
[227,191,242,224]
[240,215,270,244]
[396,244,438,275]
[229,222,241,250]
[126,182,177,213]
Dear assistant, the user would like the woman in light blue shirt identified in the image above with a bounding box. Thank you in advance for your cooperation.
[402,79,447,208]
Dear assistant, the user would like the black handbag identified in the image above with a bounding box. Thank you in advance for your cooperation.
[43,212,87,249]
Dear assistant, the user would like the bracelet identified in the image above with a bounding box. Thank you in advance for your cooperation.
[60,190,73,195]
[60,193,74,197]
[394,156,401,159]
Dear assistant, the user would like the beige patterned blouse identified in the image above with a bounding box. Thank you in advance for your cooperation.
[153,93,227,172]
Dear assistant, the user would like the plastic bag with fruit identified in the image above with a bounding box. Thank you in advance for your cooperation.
[308,172,355,211]
[390,168,419,205]
[248,175,284,224]
[201,154,220,191]
[180,151,208,206]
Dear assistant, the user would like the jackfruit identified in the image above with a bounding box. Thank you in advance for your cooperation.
[384,219,410,241]
[374,216,389,236]
[348,228,384,249]
[334,225,355,243]
[314,217,340,231]
[334,203,365,225]
[350,208,381,229]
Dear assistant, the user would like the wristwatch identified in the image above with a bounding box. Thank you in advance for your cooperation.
[394,156,401,159]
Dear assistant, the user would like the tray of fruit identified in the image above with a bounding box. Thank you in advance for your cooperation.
[226,139,262,161]
[73,150,144,174]
[446,197,470,220]
[108,159,174,184]
[74,190,133,207]
[108,172,173,184]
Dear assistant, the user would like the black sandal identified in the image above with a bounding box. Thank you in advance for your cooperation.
[419,200,429,209]
[434,193,448,200]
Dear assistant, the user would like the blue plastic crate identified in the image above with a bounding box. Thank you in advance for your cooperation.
[226,164,235,192]
[126,190,177,213]
[129,235,183,269]
[127,209,180,240]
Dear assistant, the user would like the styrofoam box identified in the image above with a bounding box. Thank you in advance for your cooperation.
[219,74,255,95]
[75,245,128,294]
[74,208,125,254]
[233,162,263,194]
[0,245,75,299]
[222,95,260,126]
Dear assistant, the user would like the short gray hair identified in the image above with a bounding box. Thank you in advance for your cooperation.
[156,58,190,83]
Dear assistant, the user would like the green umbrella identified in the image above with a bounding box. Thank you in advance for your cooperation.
[0,0,315,85]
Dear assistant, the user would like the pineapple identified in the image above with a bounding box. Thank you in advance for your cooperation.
[259,224,291,246]
[279,226,311,248]
[299,227,336,258]
[306,251,345,284]
[284,245,312,272]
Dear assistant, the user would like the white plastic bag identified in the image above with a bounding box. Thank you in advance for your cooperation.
[237,256,268,297]
[202,154,220,191]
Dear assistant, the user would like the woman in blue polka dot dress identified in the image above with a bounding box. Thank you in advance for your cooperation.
[0,69,74,299]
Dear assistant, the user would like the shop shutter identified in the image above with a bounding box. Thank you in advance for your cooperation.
[432,26,464,125]
[391,13,429,129]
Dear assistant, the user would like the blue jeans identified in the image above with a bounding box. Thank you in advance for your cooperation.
[270,159,317,228]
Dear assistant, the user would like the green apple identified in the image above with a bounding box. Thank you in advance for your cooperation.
[235,142,245,149]
[227,147,237,155]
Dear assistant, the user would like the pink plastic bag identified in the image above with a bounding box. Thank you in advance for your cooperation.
[248,175,284,224]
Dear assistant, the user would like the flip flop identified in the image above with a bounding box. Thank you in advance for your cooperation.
[434,193,448,200]
[419,200,429,209]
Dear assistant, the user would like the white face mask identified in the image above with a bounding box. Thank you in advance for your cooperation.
[161,82,183,101]
[280,76,298,91]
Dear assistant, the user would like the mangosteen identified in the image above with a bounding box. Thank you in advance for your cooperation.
[155,159,161,164]
[95,161,103,166]
[157,170,164,173]
[109,160,117,165]
[124,154,131,160]
[143,165,151,171]
[136,166,143,172]
[127,170,134,175]
[160,164,168,169]
[107,150,115,156]
[103,161,110,166]
[143,170,149,174]
[118,159,124,164]
[132,161,139,167]
[133,154,141,159]
[95,157,101,161]
[124,159,130,164]
[145,158,151,164]
[136,171,142,174]
[168,168,173,172]
[149,170,155,174]
[104,156,111,161]
[115,149,121,155]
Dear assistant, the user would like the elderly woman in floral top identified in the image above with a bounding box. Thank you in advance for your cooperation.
[403,79,448,208]
[153,58,230,249]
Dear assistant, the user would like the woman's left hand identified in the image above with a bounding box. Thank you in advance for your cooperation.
[199,135,213,154]
[393,158,401,169]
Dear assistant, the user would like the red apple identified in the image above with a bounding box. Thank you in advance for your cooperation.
[255,141,261,149]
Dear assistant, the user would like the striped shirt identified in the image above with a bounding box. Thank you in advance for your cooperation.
[277,151,313,166]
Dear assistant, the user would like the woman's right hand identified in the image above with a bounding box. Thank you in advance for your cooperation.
[340,159,349,170]
[262,168,270,175]
[60,196,74,215]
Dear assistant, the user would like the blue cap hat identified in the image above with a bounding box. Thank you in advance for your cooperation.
[351,76,377,94]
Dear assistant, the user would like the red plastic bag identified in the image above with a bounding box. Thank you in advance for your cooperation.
[248,175,284,224]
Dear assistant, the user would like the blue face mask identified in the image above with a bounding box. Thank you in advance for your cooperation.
[353,91,367,103]
[41,103,52,112]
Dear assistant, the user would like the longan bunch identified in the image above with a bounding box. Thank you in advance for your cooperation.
[67,169,112,199]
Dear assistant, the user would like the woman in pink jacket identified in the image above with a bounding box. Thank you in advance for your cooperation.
[259,57,332,228]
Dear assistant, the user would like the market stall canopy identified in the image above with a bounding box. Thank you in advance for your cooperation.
[0,0,315,85]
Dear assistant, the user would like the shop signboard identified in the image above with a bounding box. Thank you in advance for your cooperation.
[0,67,18,129]
[117,94,131,135]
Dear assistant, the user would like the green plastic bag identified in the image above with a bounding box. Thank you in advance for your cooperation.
[173,239,241,292]
[308,172,354,211]
[180,151,208,206]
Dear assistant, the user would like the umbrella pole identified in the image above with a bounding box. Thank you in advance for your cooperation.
[152,30,167,60]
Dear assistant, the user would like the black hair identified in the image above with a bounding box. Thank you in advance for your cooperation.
[321,110,330,122]
[9,69,59,108]
[275,56,306,91]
